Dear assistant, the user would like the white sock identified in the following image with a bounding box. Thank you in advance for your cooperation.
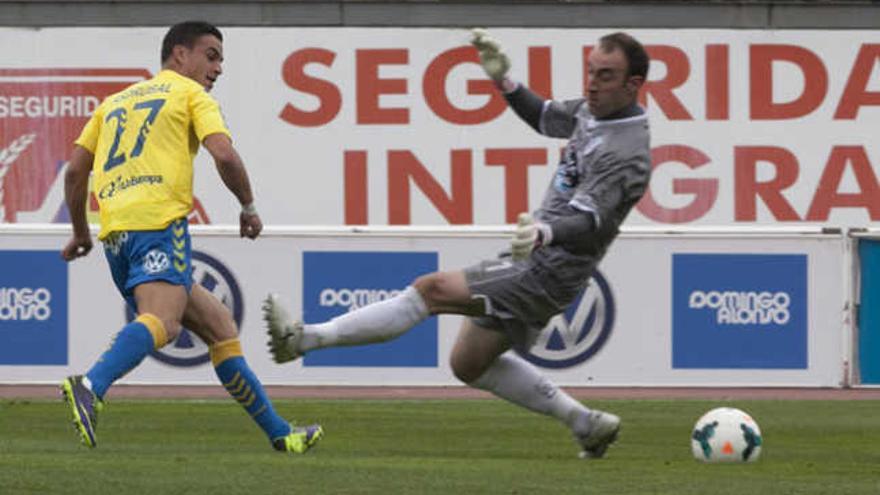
[300,286,429,351]
[469,351,591,433]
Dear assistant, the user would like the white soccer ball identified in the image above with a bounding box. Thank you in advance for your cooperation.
[691,407,763,463]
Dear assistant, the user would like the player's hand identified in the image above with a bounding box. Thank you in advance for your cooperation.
[61,235,93,261]
[511,213,539,261]
[470,28,510,81]
[240,211,263,240]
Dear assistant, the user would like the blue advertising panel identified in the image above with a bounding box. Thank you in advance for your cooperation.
[0,250,68,365]
[857,240,880,384]
[672,254,807,369]
[303,251,438,367]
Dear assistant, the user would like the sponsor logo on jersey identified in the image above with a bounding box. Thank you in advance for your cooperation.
[518,269,615,369]
[98,174,163,199]
[553,152,579,192]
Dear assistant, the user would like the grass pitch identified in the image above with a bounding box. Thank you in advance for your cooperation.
[1,398,879,494]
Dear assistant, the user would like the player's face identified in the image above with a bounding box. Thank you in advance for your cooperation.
[179,35,224,92]
[586,47,641,118]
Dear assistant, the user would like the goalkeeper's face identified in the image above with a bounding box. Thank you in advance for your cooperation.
[586,47,643,118]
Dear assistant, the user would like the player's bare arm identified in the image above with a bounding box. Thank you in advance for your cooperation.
[61,144,94,261]
[202,132,262,239]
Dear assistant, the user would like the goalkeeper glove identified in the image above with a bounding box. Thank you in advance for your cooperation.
[470,28,511,81]
[511,212,552,261]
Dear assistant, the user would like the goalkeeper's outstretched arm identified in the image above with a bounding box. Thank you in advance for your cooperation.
[503,85,546,133]
[470,27,547,133]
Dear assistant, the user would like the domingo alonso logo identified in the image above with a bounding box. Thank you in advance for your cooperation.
[517,270,615,369]
[126,250,243,366]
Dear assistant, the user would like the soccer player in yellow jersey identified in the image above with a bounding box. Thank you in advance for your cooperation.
[59,21,322,454]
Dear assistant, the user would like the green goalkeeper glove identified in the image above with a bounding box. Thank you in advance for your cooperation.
[511,212,552,261]
[470,28,511,81]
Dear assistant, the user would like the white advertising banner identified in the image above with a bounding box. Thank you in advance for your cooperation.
[0,226,847,386]
[1,28,879,227]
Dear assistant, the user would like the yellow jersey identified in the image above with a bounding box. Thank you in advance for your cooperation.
[75,70,230,239]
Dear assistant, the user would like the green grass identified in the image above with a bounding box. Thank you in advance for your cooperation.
[1,398,879,494]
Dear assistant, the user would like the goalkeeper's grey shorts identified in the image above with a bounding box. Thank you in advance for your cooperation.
[463,252,594,351]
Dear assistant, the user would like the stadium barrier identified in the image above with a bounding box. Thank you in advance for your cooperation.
[0,224,862,387]
[851,230,880,386]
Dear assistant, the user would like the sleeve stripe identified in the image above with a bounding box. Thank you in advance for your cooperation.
[537,100,553,135]
[568,200,602,229]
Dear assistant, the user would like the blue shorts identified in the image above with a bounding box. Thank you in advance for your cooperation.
[103,218,193,311]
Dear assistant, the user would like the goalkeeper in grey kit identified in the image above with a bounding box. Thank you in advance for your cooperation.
[264,29,652,458]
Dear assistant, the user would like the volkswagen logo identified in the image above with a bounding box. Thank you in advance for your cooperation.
[518,269,615,369]
[126,250,243,367]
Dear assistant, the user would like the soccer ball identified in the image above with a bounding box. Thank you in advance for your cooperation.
[691,407,763,463]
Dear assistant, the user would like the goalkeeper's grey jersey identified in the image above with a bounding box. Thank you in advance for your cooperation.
[464,97,651,336]
[532,98,651,296]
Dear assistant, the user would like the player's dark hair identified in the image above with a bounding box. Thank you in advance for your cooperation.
[599,32,649,79]
[161,21,223,64]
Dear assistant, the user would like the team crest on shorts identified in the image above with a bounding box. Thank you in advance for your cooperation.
[143,249,170,274]
[127,250,243,366]
[518,269,615,369]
